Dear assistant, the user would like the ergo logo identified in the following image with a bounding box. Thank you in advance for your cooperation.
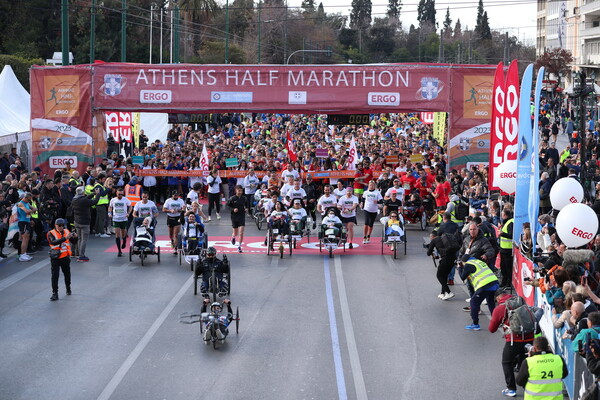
[572,227,593,240]
[368,92,400,106]
[499,172,516,178]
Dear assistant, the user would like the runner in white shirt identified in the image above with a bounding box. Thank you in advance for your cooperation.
[361,180,383,244]
[337,187,359,248]
[384,178,405,200]
[108,187,132,257]
[281,164,300,182]
[333,181,346,200]
[206,169,222,221]
[288,200,308,234]
[279,176,295,204]
[284,179,307,204]
[163,191,186,254]
[317,184,338,218]
[133,192,159,220]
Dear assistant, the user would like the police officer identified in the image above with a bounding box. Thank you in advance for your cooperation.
[499,210,514,288]
[48,218,76,301]
[516,336,568,399]
[459,254,500,331]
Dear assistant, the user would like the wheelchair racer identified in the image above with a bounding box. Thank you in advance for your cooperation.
[319,208,343,240]
[288,199,308,235]
[182,212,205,255]
[196,247,229,296]
[201,298,233,343]
[267,201,289,237]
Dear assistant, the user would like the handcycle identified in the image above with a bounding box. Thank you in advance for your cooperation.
[402,204,428,231]
[193,254,231,300]
[179,304,240,350]
[129,219,161,266]
[380,216,407,259]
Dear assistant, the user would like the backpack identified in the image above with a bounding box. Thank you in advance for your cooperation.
[503,296,537,340]
[454,201,469,221]
[441,232,461,253]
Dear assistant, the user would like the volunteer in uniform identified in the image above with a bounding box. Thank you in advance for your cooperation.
[48,218,76,301]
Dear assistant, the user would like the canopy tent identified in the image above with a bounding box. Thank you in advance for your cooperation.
[0,65,31,168]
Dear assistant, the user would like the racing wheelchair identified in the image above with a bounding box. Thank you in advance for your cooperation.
[265,213,293,258]
[380,214,407,259]
[178,222,208,270]
[318,208,347,258]
[129,217,161,266]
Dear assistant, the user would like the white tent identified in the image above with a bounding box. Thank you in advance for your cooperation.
[0,65,31,168]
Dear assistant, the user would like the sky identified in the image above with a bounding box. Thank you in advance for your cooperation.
[286,0,537,46]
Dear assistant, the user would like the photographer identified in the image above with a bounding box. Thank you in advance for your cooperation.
[426,230,458,300]
[516,336,568,399]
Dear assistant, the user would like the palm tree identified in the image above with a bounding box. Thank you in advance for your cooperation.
[177,0,219,61]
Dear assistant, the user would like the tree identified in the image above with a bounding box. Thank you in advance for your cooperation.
[453,19,462,40]
[350,0,372,30]
[443,7,452,37]
[534,48,574,86]
[387,0,402,20]
[301,0,316,15]
[417,0,436,28]
[475,0,491,41]
[179,0,218,22]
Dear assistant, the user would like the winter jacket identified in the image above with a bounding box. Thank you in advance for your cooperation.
[71,193,100,225]
[460,230,496,264]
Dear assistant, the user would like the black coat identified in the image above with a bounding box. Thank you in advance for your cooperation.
[71,194,100,225]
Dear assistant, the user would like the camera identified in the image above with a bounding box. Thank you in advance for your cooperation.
[524,344,534,354]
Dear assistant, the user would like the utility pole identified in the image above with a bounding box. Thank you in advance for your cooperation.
[173,3,180,63]
[457,43,461,64]
[169,6,173,63]
[90,0,96,64]
[257,1,261,63]
[149,5,153,64]
[225,0,230,63]
[503,32,509,65]
[468,32,472,63]
[121,0,127,62]
[160,7,163,63]
[283,1,288,63]
[439,29,444,63]
[61,0,69,65]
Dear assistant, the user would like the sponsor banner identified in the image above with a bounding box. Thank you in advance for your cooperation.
[409,154,424,164]
[30,67,93,176]
[489,62,505,190]
[432,112,446,146]
[89,63,486,113]
[49,156,78,169]
[135,168,362,179]
[420,112,434,124]
[448,68,494,169]
[385,155,399,165]
[514,64,534,245]
[511,246,535,306]
[315,149,329,158]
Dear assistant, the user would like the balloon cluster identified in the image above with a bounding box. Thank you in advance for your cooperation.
[550,178,597,248]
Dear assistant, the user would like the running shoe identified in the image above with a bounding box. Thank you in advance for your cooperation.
[465,324,481,331]
[442,292,455,300]
[501,389,516,397]
[231,237,236,245]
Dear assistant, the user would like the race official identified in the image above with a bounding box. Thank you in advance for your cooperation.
[459,253,499,331]
[48,218,76,301]
[516,336,568,400]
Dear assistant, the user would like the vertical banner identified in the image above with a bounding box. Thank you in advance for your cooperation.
[92,111,107,165]
[286,131,297,162]
[432,112,446,146]
[200,143,210,171]
[348,137,357,170]
[132,112,140,149]
[488,62,504,190]
[511,247,535,305]
[529,67,545,251]
[448,69,494,169]
[106,111,132,143]
[502,61,520,162]
[513,64,534,245]
[30,66,93,175]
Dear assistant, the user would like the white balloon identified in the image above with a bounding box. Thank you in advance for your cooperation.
[550,178,584,210]
[494,160,517,194]
[555,203,598,248]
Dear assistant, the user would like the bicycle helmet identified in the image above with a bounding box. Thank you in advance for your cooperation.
[207,247,217,257]
[211,302,222,312]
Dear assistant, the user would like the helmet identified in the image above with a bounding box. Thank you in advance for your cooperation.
[207,247,217,256]
[211,302,222,312]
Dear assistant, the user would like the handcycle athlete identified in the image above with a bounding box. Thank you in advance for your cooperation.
[195,247,229,297]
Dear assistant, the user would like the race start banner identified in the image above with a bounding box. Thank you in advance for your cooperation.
[31,63,497,174]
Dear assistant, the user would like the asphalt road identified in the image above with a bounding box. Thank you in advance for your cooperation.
[0,209,527,400]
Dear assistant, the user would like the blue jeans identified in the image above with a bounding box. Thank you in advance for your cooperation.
[470,283,499,324]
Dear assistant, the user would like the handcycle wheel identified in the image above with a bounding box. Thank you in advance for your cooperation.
[306,229,310,243]
[329,246,333,258]
[199,318,203,334]
[140,251,145,266]
[255,213,263,230]
[157,246,161,263]
[226,261,231,296]
[319,240,322,253]
[289,238,293,256]
[203,234,208,249]
[235,306,239,334]
[211,324,217,349]
[193,261,198,296]
[293,238,297,249]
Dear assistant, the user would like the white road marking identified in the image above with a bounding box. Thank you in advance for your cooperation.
[0,258,48,292]
[334,255,368,400]
[96,275,193,400]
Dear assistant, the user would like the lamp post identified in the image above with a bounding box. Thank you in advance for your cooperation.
[121,0,126,62]
[225,0,229,64]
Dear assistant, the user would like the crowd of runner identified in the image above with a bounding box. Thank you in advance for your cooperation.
[6,102,600,395]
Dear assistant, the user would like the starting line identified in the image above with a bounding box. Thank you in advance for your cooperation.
[103,235,397,256]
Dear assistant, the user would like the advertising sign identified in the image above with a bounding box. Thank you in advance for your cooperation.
[225,158,239,168]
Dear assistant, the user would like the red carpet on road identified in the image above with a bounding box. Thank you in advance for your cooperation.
[103,235,398,256]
